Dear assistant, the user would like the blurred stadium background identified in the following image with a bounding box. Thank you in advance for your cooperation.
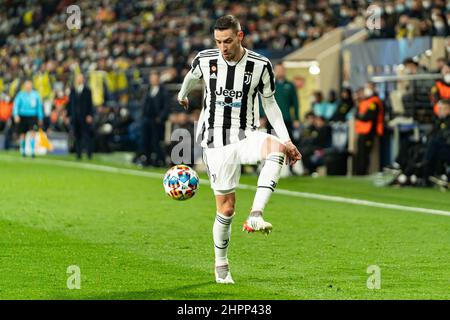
[1,0,450,185]
[0,0,450,300]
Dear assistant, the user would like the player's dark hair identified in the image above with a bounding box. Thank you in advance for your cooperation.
[214,15,241,32]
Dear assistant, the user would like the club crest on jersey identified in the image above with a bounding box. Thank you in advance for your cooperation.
[244,71,252,85]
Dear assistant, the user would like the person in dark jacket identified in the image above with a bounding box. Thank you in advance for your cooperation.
[424,99,450,188]
[67,73,94,160]
[141,71,170,167]
[331,88,354,122]
[301,115,332,175]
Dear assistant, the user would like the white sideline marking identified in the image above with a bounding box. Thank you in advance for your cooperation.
[1,155,449,217]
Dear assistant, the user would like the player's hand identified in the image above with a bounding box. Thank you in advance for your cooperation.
[285,141,302,165]
[178,97,189,110]
[14,116,20,124]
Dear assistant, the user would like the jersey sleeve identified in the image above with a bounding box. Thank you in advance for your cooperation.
[189,53,203,80]
[258,61,276,98]
[178,54,203,101]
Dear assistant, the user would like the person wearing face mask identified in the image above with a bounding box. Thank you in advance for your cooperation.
[354,83,384,175]
[432,16,449,36]
[431,62,450,116]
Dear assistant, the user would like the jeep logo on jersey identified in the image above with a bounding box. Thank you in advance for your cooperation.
[215,87,243,99]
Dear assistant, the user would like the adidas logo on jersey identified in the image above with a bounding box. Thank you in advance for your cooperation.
[215,87,243,99]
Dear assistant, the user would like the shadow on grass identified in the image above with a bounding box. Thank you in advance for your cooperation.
[61,281,238,300]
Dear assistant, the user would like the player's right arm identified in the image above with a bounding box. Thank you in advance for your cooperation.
[177,53,203,110]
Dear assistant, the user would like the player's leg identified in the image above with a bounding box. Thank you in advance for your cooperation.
[203,146,239,284]
[213,191,235,284]
[252,136,286,213]
[239,132,286,234]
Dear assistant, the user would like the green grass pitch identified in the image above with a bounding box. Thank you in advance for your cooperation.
[0,152,449,299]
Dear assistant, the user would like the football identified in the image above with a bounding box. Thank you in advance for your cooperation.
[163,165,200,200]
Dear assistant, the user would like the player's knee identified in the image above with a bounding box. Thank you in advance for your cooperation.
[216,194,236,217]
[269,139,286,155]
[264,137,287,156]
[221,206,235,217]
[277,142,287,155]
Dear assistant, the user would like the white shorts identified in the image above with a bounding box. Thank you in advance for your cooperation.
[203,130,280,195]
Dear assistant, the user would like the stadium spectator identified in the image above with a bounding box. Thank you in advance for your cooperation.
[354,83,384,175]
[13,80,44,158]
[67,74,94,160]
[331,88,354,122]
[327,89,339,117]
[432,57,448,73]
[431,62,450,116]
[140,71,170,167]
[261,63,300,140]
[423,99,450,188]
[0,94,13,129]
[301,115,332,175]
[401,57,433,121]
[49,89,69,132]
[298,111,316,143]
[312,90,338,121]
[1,0,449,167]
[94,105,114,153]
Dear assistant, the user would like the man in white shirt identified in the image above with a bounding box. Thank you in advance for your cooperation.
[177,15,301,284]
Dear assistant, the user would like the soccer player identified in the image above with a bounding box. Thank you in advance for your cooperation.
[13,80,44,157]
[177,15,302,284]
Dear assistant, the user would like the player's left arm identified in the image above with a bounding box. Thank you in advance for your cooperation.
[259,61,301,164]
[262,95,302,165]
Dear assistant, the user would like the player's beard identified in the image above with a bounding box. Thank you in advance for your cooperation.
[223,51,234,61]
[223,42,241,61]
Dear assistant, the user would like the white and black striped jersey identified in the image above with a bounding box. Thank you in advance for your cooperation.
[189,48,276,148]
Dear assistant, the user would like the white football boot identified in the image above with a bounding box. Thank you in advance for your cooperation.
[242,211,272,235]
[215,264,234,284]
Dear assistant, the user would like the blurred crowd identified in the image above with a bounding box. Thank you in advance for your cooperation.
[273,57,450,189]
[365,0,450,39]
[0,0,449,186]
